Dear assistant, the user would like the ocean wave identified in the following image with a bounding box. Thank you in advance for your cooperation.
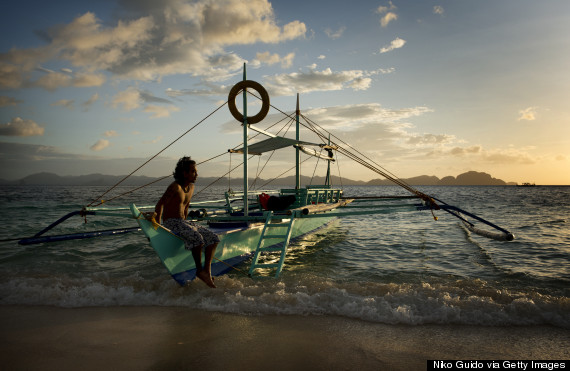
[1,273,568,328]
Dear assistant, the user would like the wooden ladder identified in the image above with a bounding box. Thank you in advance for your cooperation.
[249,211,295,278]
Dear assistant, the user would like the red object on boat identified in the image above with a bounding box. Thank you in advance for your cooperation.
[259,193,270,210]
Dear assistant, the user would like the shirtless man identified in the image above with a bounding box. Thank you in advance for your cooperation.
[148,156,219,288]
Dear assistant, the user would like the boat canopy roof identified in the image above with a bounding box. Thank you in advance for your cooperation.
[230,136,321,155]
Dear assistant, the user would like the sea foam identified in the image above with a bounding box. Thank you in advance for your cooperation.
[1,273,568,328]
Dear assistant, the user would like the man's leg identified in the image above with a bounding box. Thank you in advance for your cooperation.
[194,243,216,288]
[191,244,203,273]
[191,224,219,288]
[204,242,218,276]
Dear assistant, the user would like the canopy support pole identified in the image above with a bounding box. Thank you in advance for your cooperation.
[242,63,249,216]
[295,93,300,190]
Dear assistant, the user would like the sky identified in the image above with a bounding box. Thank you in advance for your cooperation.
[1,0,569,185]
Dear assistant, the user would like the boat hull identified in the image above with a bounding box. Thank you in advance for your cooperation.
[130,204,335,285]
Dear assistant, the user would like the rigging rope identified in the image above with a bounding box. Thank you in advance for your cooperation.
[297,112,438,208]
[309,150,322,186]
[241,88,430,203]
[86,101,229,208]
[228,152,232,191]
[86,85,435,211]
[335,148,344,189]
[256,156,313,189]
[250,117,296,190]
[88,175,172,207]
[193,157,252,199]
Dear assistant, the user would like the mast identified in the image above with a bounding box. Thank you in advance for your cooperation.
[325,134,331,186]
[295,93,300,189]
[242,63,249,216]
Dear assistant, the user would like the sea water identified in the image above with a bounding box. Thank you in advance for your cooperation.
[0,185,568,328]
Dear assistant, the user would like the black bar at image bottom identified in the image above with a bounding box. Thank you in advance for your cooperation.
[427,360,568,371]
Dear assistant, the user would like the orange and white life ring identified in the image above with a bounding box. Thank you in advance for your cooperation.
[227,80,270,124]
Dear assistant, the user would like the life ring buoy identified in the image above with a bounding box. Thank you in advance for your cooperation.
[228,80,270,124]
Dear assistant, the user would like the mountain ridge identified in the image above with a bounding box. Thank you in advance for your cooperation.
[0,171,516,186]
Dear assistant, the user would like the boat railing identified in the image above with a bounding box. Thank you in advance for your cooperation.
[281,186,343,208]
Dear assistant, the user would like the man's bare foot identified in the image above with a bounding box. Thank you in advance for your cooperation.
[196,270,216,288]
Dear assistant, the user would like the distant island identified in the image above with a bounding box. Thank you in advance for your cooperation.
[0,171,516,186]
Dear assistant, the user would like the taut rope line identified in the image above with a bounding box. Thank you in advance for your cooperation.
[87,82,433,210]
[298,112,437,206]
[86,101,229,208]
[243,88,433,203]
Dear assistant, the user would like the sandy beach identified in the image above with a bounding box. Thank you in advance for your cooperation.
[0,306,567,370]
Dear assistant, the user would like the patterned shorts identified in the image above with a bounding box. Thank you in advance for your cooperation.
[163,218,220,250]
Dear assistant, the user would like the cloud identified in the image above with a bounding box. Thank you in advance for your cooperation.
[260,101,532,171]
[407,134,455,146]
[0,96,23,107]
[255,52,295,68]
[111,87,179,116]
[143,105,180,118]
[143,136,163,144]
[324,26,346,40]
[28,69,106,91]
[112,87,142,111]
[51,99,74,110]
[0,0,307,89]
[264,67,394,96]
[255,51,281,66]
[449,146,482,156]
[377,2,398,27]
[0,141,67,162]
[48,12,156,71]
[196,0,306,46]
[139,91,173,104]
[433,6,445,15]
[82,93,99,111]
[90,139,110,151]
[34,72,72,91]
[165,82,229,97]
[376,1,396,14]
[379,37,406,53]
[104,130,119,137]
[303,103,433,130]
[480,148,536,164]
[425,145,536,165]
[518,106,538,121]
[0,117,45,136]
[380,13,398,27]
[221,100,438,169]
[72,73,106,87]
[0,49,49,89]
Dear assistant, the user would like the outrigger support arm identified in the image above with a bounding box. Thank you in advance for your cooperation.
[32,210,93,238]
[17,207,146,245]
[428,197,515,241]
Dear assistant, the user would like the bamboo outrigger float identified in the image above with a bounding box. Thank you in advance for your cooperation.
[17,65,514,285]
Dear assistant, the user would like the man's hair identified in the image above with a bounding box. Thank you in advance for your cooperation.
[173,156,196,185]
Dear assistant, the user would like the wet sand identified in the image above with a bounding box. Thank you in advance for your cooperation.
[0,306,568,370]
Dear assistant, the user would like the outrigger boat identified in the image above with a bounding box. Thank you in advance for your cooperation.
[17,65,515,286]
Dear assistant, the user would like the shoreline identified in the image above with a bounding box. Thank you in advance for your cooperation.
[1,306,568,370]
